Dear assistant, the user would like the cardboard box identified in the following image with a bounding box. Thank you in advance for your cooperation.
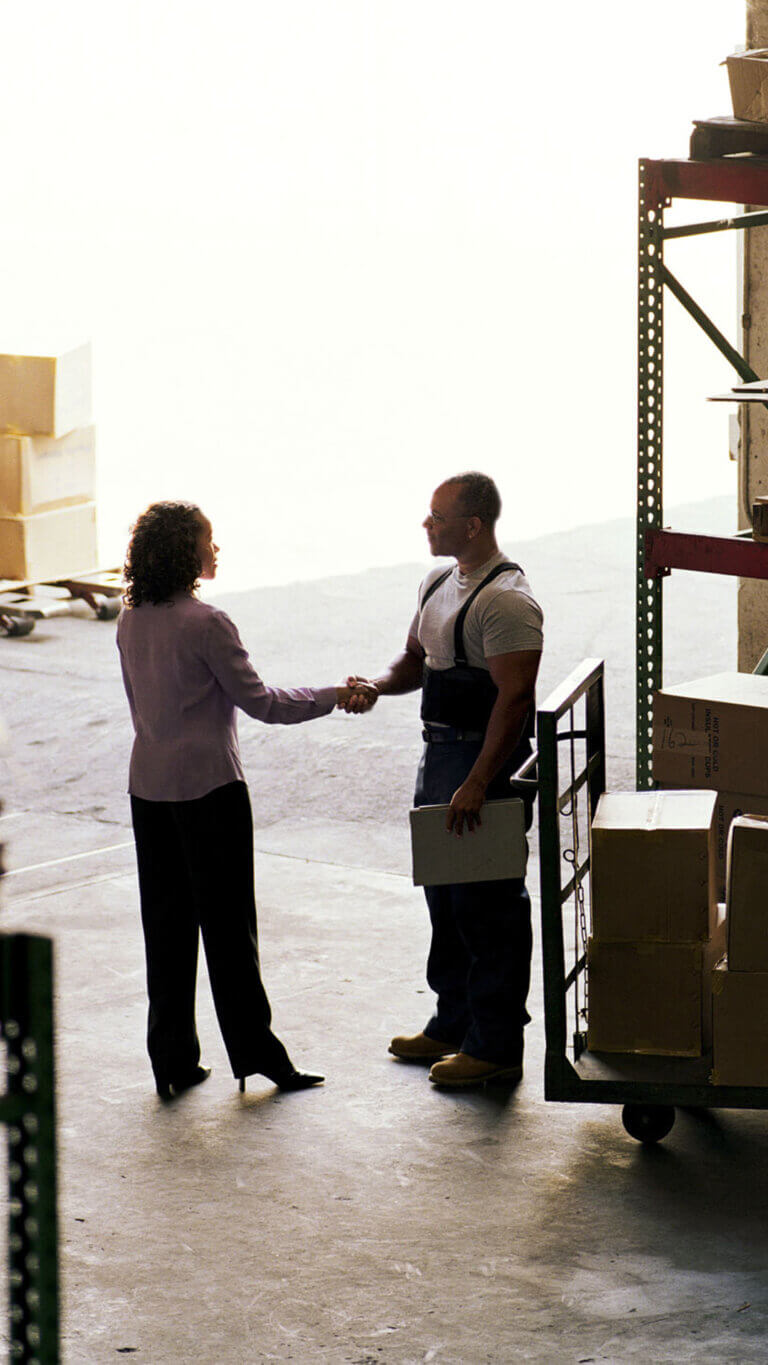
[587,908,726,1057]
[652,673,768,798]
[711,960,768,1086]
[726,814,768,971]
[0,426,96,516]
[591,790,717,942]
[725,49,768,123]
[713,791,768,898]
[0,502,98,582]
[0,344,91,437]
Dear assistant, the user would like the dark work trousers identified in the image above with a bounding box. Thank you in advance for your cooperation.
[130,780,291,1088]
[414,738,533,1064]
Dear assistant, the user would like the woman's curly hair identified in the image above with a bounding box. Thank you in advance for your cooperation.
[123,501,204,607]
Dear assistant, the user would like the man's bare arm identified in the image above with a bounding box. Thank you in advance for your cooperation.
[342,634,424,712]
[447,649,541,835]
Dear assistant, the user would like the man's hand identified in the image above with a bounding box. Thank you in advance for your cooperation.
[446,775,487,837]
[336,676,379,713]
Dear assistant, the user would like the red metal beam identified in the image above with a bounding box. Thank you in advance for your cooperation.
[643,158,768,209]
[645,528,768,580]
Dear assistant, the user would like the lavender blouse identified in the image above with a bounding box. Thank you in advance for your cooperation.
[117,593,337,802]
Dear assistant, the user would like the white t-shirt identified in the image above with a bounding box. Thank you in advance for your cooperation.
[409,550,543,672]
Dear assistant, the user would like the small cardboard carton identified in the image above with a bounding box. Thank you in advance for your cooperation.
[0,426,96,516]
[652,673,768,798]
[725,49,768,123]
[587,907,726,1057]
[0,344,91,438]
[0,502,98,582]
[711,959,768,1086]
[726,814,768,972]
[590,790,717,942]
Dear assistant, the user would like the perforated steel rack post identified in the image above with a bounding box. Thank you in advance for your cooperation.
[636,156,768,789]
[0,934,59,1364]
[636,162,666,791]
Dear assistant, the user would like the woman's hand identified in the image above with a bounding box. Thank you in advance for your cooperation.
[336,676,379,713]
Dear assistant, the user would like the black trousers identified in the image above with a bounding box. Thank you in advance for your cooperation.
[414,738,533,1064]
[130,780,291,1087]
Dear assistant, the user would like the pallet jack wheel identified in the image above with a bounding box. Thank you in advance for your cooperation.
[621,1103,675,1144]
[0,613,35,637]
[95,597,121,621]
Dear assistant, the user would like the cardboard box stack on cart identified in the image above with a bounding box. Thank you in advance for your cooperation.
[0,344,98,582]
[587,790,726,1057]
[652,673,768,1084]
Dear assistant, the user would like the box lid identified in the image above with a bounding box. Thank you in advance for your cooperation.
[657,672,768,710]
[593,789,717,833]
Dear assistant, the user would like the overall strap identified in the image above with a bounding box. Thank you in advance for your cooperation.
[453,562,522,665]
[418,567,452,611]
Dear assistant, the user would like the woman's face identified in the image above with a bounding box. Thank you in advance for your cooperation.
[195,514,219,580]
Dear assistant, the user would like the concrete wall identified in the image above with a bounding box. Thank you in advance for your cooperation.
[740,2,768,668]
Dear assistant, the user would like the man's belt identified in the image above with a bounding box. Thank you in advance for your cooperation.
[422,722,485,744]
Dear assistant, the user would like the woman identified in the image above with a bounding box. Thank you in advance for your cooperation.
[117,500,365,1100]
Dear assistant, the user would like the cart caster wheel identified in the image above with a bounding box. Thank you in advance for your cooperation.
[622,1103,675,1144]
[95,598,121,621]
[0,614,35,637]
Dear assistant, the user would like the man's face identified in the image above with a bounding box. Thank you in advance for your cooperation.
[423,483,472,559]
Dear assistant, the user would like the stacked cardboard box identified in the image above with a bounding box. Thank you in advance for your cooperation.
[0,344,98,581]
[711,814,768,1086]
[651,672,768,896]
[587,790,725,1056]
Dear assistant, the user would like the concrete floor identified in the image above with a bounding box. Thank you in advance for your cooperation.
[3,498,768,1363]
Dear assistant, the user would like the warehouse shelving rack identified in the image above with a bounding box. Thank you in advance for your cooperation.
[637,135,768,787]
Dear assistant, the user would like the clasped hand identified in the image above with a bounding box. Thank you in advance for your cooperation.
[335,675,379,713]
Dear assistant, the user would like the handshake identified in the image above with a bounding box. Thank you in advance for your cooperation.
[335,675,379,714]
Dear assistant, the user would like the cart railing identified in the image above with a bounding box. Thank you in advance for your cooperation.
[537,659,606,1099]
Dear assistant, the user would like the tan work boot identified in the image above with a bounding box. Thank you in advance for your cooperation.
[429,1052,523,1088]
[389,1031,455,1062]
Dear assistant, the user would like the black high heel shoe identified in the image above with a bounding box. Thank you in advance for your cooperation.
[156,1065,211,1101]
[238,1068,324,1094]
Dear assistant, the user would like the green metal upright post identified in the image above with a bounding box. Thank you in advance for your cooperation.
[637,160,665,790]
[0,934,60,1364]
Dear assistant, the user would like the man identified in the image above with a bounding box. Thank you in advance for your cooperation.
[347,472,543,1088]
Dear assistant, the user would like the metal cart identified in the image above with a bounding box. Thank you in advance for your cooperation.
[0,568,123,636]
[537,656,768,1144]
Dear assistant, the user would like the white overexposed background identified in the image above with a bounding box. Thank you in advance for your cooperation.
[0,1,746,588]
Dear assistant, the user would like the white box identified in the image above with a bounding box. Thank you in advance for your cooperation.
[410,798,526,886]
[0,426,96,515]
[0,344,91,437]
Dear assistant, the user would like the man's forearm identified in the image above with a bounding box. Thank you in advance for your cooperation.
[374,647,423,696]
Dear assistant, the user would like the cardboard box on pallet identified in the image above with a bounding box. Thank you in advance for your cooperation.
[725,49,768,123]
[0,426,96,516]
[726,814,768,972]
[0,502,98,582]
[652,673,768,798]
[590,790,717,942]
[586,907,726,1057]
[711,959,768,1086]
[0,344,91,438]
